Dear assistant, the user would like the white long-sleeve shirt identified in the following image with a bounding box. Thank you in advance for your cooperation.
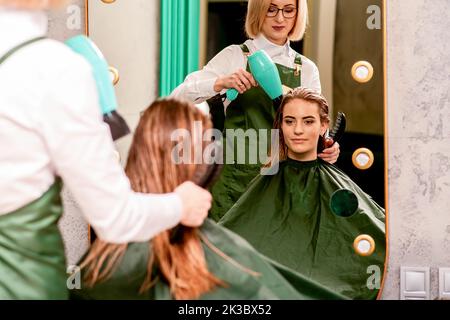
[171,34,321,108]
[0,8,182,243]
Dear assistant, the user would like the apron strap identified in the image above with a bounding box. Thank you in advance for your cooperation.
[0,36,47,65]
[239,43,302,81]
[207,44,250,132]
[239,44,251,70]
[294,53,302,77]
[239,44,251,56]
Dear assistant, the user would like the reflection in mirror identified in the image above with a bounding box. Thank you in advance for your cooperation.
[307,0,385,207]
[83,0,387,301]
[200,0,386,301]
[201,0,385,206]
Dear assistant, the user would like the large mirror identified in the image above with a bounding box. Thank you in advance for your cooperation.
[201,0,385,206]
[85,0,387,300]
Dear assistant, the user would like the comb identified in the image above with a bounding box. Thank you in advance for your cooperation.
[318,112,347,152]
[329,112,346,146]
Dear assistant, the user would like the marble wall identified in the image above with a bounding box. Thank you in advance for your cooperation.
[382,0,450,300]
[48,0,450,298]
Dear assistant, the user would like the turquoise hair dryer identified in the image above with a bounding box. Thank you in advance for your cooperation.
[65,35,130,141]
[226,50,283,107]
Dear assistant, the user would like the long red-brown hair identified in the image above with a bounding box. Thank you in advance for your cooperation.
[81,99,226,299]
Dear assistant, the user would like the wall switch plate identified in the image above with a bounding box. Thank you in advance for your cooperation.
[439,268,450,300]
[400,267,430,300]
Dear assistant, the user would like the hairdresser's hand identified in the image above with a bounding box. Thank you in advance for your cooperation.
[175,182,212,227]
[214,69,257,94]
[318,142,340,164]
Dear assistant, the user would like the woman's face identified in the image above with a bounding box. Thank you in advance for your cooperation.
[281,98,328,161]
[261,0,298,46]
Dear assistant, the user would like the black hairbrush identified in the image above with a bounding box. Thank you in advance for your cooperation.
[103,111,131,141]
[170,141,224,244]
[318,112,347,153]
[192,162,224,190]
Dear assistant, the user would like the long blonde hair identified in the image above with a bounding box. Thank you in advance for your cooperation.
[81,99,225,300]
[245,0,308,41]
[0,0,66,9]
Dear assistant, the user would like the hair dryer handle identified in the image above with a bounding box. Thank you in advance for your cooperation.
[226,88,239,102]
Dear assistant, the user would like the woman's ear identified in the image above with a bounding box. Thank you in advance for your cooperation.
[320,122,329,136]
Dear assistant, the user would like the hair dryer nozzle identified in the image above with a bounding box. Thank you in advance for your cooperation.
[103,111,131,141]
[248,50,283,101]
[66,36,130,141]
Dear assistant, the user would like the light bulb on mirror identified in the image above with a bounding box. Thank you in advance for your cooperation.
[351,61,374,83]
[354,235,376,257]
[352,148,375,170]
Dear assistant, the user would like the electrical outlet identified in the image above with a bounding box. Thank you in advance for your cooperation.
[400,267,430,300]
[439,268,450,300]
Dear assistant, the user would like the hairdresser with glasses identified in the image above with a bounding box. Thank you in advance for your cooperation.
[0,0,211,299]
[172,0,341,221]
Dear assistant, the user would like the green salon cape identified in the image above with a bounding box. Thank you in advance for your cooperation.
[219,158,386,300]
[71,219,345,300]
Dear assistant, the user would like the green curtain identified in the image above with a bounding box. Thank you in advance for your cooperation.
[159,0,201,97]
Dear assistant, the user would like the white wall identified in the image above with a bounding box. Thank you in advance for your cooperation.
[87,0,161,165]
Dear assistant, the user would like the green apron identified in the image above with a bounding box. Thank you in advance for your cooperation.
[0,180,68,299]
[219,159,386,300]
[71,219,346,300]
[210,44,302,221]
[0,37,68,300]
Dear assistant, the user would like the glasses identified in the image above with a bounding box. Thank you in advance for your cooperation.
[266,6,297,19]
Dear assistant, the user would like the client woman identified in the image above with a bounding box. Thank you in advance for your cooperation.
[219,88,386,300]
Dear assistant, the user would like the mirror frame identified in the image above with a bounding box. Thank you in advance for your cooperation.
[84,0,389,300]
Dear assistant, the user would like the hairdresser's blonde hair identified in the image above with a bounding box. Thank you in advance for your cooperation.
[0,0,66,9]
[245,0,308,42]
